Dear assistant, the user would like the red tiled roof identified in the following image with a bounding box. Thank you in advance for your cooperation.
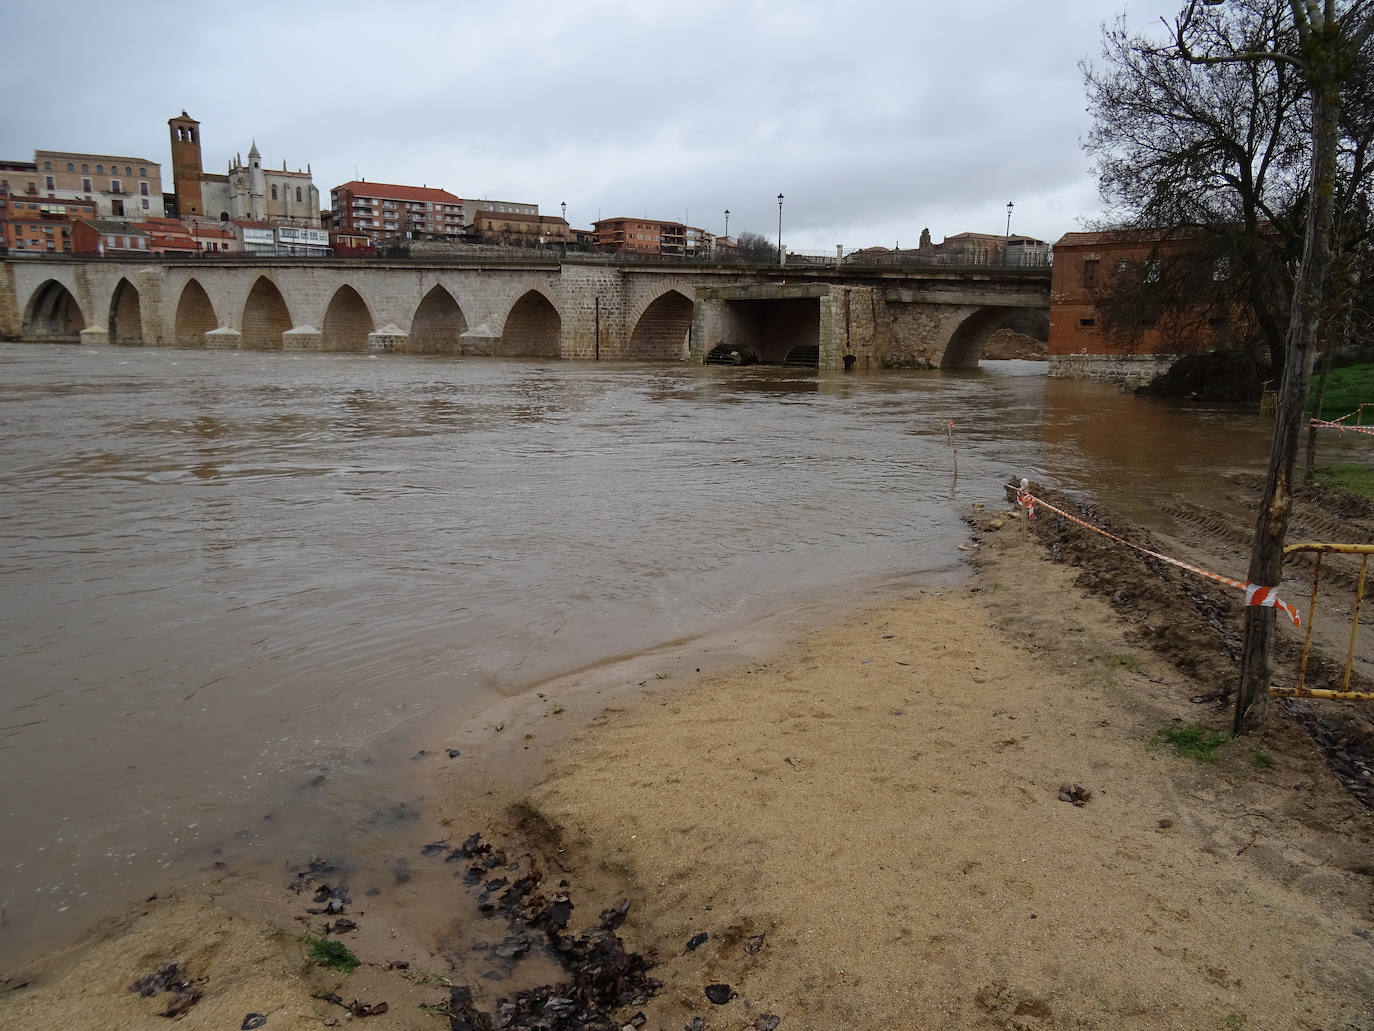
[332,180,460,204]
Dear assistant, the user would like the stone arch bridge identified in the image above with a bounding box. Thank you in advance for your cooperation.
[0,257,1049,370]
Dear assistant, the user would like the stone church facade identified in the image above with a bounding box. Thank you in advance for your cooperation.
[168,112,320,227]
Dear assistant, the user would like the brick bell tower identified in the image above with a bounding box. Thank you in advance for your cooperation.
[168,111,204,217]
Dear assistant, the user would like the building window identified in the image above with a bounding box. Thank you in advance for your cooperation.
[111,179,121,194]
[81,164,88,173]
[140,181,149,196]
[142,198,149,209]
[45,176,54,190]
[271,185,278,200]
[125,167,131,177]
[1082,259,1099,289]
[66,162,73,172]
[1144,259,1161,284]
[296,187,302,202]
[82,178,92,192]
[1079,318,1096,327]
[96,165,103,174]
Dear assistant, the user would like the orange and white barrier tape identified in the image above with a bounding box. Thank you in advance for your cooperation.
[1309,417,1374,437]
[1011,481,1300,626]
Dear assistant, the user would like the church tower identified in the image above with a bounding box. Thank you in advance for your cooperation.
[248,140,264,220]
[168,111,204,217]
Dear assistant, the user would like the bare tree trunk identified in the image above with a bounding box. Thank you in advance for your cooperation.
[1234,78,1341,733]
[1304,256,1358,482]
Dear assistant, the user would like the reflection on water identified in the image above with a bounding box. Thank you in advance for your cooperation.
[0,348,1273,965]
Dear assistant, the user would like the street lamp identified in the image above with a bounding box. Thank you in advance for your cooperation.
[1004,201,1014,265]
[192,218,200,256]
[777,193,784,266]
[561,200,566,221]
[724,209,730,236]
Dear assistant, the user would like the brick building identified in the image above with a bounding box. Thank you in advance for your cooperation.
[594,217,688,256]
[331,181,464,243]
[71,219,149,256]
[2,193,96,253]
[1049,229,1240,382]
[33,150,164,218]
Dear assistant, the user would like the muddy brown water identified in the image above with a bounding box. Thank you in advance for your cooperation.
[0,344,1323,968]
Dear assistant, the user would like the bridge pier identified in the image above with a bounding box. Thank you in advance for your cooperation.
[79,325,108,346]
[283,325,322,351]
[367,324,408,352]
[205,327,241,349]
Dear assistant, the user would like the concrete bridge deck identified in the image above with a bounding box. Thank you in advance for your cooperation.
[0,256,1049,370]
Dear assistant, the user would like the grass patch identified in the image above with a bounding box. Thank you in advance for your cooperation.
[1311,362,1374,422]
[303,935,360,973]
[1249,747,1273,770]
[1312,464,1374,499]
[1153,725,1230,762]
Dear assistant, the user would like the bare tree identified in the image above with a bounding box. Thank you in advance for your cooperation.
[1167,0,1374,732]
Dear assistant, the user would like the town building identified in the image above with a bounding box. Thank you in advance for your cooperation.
[2,194,96,253]
[138,218,198,257]
[469,209,569,246]
[460,198,536,228]
[915,230,1049,266]
[71,219,150,256]
[330,180,464,243]
[32,150,164,218]
[330,228,375,257]
[594,217,687,256]
[186,221,237,254]
[168,112,320,226]
[1049,229,1243,383]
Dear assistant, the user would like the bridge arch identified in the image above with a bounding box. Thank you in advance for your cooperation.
[174,279,217,347]
[409,285,468,354]
[628,289,693,360]
[241,276,292,350]
[22,279,85,342]
[322,285,374,352]
[941,307,1016,369]
[498,289,561,358]
[108,278,144,345]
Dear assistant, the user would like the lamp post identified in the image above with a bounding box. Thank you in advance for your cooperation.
[1004,201,1013,265]
[561,200,566,221]
[724,209,730,236]
[192,218,200,256]
[777,193,784,266]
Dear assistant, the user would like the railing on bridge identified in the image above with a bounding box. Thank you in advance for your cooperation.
[0,241,1054,271]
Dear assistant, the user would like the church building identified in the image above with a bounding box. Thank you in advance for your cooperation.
[168,111,320,227]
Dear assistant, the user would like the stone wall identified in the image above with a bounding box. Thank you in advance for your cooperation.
[1048,352,1177,387]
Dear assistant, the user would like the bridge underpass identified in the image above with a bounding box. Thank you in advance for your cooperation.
[703,296,821,366]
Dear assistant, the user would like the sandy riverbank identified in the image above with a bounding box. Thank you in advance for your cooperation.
[2,499,1371,1031]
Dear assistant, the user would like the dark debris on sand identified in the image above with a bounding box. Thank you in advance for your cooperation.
[428,832,662,1031]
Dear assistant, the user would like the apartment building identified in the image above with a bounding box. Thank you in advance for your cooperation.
[33,150,164,218]
[594,217,687,256]
[331,180,463,243]
[2,192,96,253]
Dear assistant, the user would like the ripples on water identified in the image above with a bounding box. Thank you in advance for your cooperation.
[0,345,1274,964]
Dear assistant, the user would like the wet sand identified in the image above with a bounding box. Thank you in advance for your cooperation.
[3,504,1371,1030]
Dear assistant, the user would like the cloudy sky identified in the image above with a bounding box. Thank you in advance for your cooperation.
[1,1,1183,251]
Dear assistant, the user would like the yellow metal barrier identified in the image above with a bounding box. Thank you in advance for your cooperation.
[1269,542,1373,701]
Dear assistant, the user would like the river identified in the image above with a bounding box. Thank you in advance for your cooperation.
[0,344,1278,966]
